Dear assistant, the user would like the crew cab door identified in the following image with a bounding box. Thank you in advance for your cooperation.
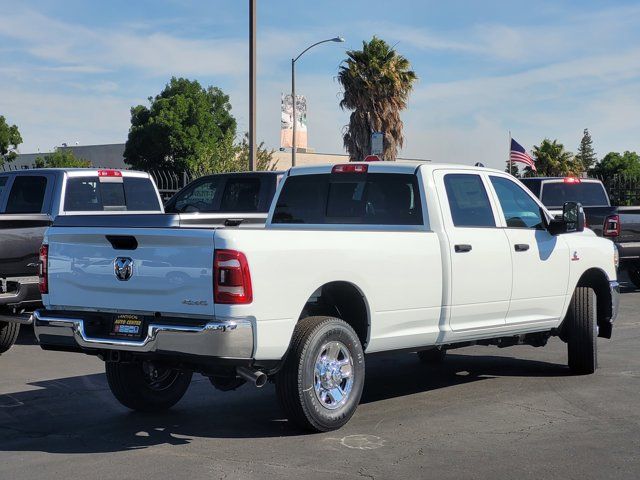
[487,175,569,324]
[435,171,512,331]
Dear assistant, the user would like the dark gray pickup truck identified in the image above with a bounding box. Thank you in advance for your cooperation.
[164,171,283,227]
[0,168,163,354]
[521,176,640,287]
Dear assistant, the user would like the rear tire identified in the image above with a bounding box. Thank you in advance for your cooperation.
[566,287,598,375]
[0,321,20,355]
[417,348,446,364]
[105,361,192,411]
[628,267,640,289]
[276,316,365,432]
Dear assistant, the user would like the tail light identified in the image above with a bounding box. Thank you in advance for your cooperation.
[214,250,252,304]
[38,244,48,294]
[603,214,620,237]
[332,164,368,174]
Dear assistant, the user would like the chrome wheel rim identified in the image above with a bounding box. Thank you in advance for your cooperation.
[313,341,354,410]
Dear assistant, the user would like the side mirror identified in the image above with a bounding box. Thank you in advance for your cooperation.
[546,202,585,235]
[562,201,585,233]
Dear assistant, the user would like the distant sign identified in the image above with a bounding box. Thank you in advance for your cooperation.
[280,93,307,149]
[363,155,381,162]
[371,132,383,156]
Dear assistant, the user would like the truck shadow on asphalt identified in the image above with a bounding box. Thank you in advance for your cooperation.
[0,351,570,454]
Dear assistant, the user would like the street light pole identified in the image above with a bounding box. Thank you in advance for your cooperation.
[290,36,344,167]
[248,0,257,171]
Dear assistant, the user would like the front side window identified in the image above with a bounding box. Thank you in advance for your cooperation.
[490,176,543,228]
[272,173,423,225]
[443,174,495,227]
[171,179,219,213]
[5,176,47,214]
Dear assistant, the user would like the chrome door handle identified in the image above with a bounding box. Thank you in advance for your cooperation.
[454,244,472,253]
[514,244,530,252]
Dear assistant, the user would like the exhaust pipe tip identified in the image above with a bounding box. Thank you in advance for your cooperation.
[237,366,268,388]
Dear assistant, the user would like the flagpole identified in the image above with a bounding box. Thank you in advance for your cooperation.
[508,130,512,175]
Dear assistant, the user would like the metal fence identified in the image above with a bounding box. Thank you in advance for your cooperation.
[599,175,640,206]
[147,170,193,201]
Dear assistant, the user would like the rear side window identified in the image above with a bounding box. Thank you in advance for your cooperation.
[443,174,495,227]
[540,182,609,207]
[64,177,160,212]
[272,173,423,225]
[170,178,219,213]
[5,176,47,214]
[220,178,261,212]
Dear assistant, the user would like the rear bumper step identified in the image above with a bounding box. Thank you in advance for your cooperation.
[33,310,254,359]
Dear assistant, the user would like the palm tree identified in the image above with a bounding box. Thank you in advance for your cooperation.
[526,139,581,176]
[338,37,417,161]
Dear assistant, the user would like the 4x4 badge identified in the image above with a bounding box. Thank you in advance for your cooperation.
[114,257,134,281]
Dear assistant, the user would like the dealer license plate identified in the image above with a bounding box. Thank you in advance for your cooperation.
[111,314,143,338]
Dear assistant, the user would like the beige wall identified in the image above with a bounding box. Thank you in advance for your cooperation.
[272,151,349,170]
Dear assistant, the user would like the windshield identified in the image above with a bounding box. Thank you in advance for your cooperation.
[540,182,609,208]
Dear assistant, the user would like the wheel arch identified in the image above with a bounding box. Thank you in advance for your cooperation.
[297,281,371,349]
[572,267,614,339]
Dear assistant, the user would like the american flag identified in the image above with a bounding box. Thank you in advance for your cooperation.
[510,138,536,171]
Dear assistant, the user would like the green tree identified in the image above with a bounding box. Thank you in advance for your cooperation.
[0,116,23,165]
[124,77,236,172]
[34,149,91,168]
[575,128,597,172]
[525,139,580,176]
[338,36,417,161]
[189,132,277,177]
[592,151,640,180]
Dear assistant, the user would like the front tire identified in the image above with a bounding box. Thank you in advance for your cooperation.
[566,287,598,375]
[276,316,365,432]
[0,321,20,354]
[105,361,192,411]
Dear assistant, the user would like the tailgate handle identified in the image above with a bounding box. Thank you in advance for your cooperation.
[106,235,138,250]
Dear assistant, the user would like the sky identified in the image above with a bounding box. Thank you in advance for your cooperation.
[1,0,639,170]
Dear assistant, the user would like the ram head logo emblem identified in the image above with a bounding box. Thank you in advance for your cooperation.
[114,257,134,281]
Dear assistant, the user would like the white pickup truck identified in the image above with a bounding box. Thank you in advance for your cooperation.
[34,162,619,432]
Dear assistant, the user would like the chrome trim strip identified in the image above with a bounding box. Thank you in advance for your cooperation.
[33,310,254,358]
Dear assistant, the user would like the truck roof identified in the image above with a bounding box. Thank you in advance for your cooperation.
[288,161,508,176]
[0,168,150,178]
[520,177,603,183]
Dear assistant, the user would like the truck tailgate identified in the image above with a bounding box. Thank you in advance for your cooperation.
[46,226,215,317]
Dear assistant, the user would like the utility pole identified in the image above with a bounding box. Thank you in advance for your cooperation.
[291,58,296,167]
[248,0,257,171]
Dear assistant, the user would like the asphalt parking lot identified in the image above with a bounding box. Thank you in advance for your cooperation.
[1,279,639,480]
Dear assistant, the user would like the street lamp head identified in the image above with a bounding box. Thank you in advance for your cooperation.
[333,36,345,43]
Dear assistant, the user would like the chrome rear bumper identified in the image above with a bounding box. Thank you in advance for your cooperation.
[33,310,254,359]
